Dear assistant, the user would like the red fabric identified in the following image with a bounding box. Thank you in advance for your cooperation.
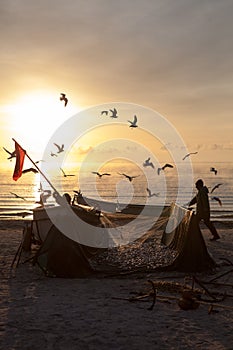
[13,142,26,181]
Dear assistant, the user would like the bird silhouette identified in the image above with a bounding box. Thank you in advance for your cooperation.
[22,168,38,174]
[92,171,111,178]
[38,182,43,192]
[60,93,68,107]
[10,192,26,201]
[60,168,75,177]
[182,151,198,160]
[118,173,139,182]
[54,143,64,153]
[146,188,160,198]
[50,151,58,157]
[36,190,51,205]
[211,196,222,206]
[3,147,16,160]
[143,157,154,169]
[210,167,218,175]
[210,183,223,193]
[101,110,108,116]
[109,108,118,118]
[158,163,174,175]
[128,115,138,128]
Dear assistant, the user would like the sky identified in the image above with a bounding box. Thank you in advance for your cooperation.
[1,0,233,169]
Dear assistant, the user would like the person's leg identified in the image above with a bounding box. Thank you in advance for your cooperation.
[203,217,220,240]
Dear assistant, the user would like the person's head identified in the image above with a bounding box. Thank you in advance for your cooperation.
[63,193,71,204]
[195,179,204,190]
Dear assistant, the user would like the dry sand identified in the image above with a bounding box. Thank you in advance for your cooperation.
[1,219,233,350]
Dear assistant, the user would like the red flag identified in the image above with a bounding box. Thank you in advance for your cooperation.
[13,142,26,181]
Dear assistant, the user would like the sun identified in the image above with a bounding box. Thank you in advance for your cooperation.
[5,91,80,157]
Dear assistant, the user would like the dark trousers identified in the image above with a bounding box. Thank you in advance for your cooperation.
[196,214,219,238]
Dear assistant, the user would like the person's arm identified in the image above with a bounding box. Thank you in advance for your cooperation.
[189,196,197,207]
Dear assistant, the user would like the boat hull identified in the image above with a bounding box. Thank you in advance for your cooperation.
[32,204,101,243]
[76,195,167,216]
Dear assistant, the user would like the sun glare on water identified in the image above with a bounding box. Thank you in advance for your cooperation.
[5,91,79,156]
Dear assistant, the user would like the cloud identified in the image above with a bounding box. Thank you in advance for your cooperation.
[2,1,233,95]
[1,0,233,163]
[189,143,233,151]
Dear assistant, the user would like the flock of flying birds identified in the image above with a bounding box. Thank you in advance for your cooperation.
[2,103,223,206]
[101,108,138,127]
[90,158,223,205]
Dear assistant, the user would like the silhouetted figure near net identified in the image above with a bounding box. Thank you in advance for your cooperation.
[189,179,220,241]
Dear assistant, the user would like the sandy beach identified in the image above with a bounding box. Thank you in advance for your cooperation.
[1,219,233,350]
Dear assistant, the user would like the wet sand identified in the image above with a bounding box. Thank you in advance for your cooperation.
[1,219,233,350]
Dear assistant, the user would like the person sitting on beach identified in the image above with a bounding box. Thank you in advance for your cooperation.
[189,179,220,241]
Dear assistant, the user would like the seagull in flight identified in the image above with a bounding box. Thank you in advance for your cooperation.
[128,115,138,128]
[10,192,26,201]
[60,93,68,107]
[210,167,218,175]
[101,110,108,116]
[3,147,16,160]
[109,108,118,118]
[143,157,154,169]
[146,188,160,198]
[50,151,58,157]
[92,171,111,178]
[54,143,64,153]
[211,196,222,206]
[36,190,51,205]
[22,168,39,174]
[60,168,75,177]
[210,183,223,193]
[157,163,174,175]
[182,151,198,160]
[118,173,139,182]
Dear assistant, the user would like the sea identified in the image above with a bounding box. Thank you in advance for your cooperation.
[0,161,233,223]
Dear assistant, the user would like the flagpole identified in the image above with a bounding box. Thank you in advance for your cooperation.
[12,138,59,194]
